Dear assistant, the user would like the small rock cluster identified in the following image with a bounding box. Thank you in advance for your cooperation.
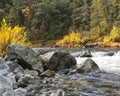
[0,44,100,96]
[0,44,78,96]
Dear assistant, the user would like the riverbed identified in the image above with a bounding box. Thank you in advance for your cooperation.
[38,48,120,96]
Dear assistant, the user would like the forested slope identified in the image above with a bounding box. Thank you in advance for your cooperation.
[0,0,120,43]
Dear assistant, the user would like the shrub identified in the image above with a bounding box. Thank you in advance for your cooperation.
[56,31,82,47]
[0,18,30,56]
[103,26,120,42]
[103,35,112,43]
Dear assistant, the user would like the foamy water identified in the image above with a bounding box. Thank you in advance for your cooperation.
[75,51,120,74]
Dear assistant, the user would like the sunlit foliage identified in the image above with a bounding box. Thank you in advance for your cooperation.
[0,18,30,56]
[56,31,82,47]
[104,26,120,42]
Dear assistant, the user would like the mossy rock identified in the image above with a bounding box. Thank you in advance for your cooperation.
[80,52,92,57]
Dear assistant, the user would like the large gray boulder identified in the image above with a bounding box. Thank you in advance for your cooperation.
[76,59,99,73]
[32,47,58,55]
[40,51,76,71]
[6,44,44,73]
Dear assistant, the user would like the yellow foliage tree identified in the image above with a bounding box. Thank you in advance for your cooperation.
[0,18,30,56]
[56,31,82,47]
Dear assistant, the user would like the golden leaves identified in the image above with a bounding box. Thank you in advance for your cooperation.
[0,18,30,56]
[56,31,82,47]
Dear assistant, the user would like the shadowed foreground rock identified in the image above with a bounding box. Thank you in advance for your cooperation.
[40,51,76,71]
[0,57,27,96]
[76,59,99,73]
[6,44,44,73]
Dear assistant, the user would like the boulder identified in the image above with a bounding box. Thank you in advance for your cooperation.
[6,60,24,74]
[6,44,44,73]
[32,47,58,55]
[76,59,99,73]
[40,69,55,77]
[40,51,76,71]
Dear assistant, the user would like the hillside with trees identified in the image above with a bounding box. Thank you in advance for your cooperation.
[0,0,120,48]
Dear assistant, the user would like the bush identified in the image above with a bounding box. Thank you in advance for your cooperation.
[103,26,120,42]
[56,31,82,47]
[0,18,30,56]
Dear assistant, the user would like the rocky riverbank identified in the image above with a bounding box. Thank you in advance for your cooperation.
[0,44,120,96]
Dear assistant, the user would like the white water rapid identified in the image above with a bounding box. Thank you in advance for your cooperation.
[75,51,120,74]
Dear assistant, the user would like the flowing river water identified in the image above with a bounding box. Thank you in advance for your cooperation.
[39,49,120,96]
[75,50,120,74]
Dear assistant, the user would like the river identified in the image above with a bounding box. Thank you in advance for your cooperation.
[75,50,120,74]
[38,49,120,96]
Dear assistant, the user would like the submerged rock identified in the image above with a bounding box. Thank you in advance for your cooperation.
[76,59,99,73]
[6,44,44,73]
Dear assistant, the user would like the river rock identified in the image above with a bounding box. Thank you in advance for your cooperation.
[33,47,58,55]
[0,74,14,95]
[41,89,66,96]
[80,50,92,57]
[50,89,66,96]
[24,69,39,76]
[0,65,25,96]
[6,44,44,73]
[104,51,114,56]
[76,59,99,73]
[26,84,42,96]
[6,60,24,74]
[0,57,16,88]
[40,69,55,77]
[17,73,41,88]
[83,44,98,49]
[14,88,27,96]
[40,51,76,71]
